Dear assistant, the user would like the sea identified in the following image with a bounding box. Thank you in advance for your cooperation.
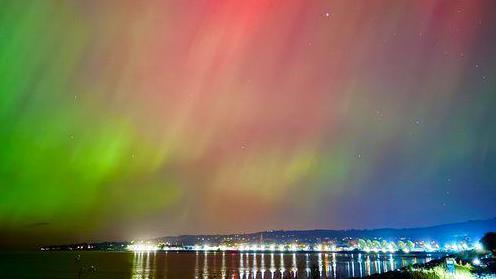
[0,250,446,278]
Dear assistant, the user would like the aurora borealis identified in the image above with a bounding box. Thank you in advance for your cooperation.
[0,0,495,248]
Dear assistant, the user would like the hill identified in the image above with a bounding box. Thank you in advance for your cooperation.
[157,218,496,245]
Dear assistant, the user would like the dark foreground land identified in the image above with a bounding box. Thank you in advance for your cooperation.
[364,251,496,279]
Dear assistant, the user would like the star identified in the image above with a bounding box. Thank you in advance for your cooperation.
[376,110,384,120]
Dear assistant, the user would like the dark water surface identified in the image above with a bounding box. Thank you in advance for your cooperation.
[0,251,445,278]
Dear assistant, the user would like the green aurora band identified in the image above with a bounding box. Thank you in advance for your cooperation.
[0,1,495,246]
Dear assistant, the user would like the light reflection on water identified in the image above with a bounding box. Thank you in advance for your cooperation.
[131,251,439,279]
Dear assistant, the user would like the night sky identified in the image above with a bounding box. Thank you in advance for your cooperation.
[1,0,495,248]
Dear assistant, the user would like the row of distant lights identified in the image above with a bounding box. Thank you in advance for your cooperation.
[128,242,484,253]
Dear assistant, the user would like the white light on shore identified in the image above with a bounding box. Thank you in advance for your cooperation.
[127,243,159,252]
[388,244,396,253]
[475,243,483,252]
